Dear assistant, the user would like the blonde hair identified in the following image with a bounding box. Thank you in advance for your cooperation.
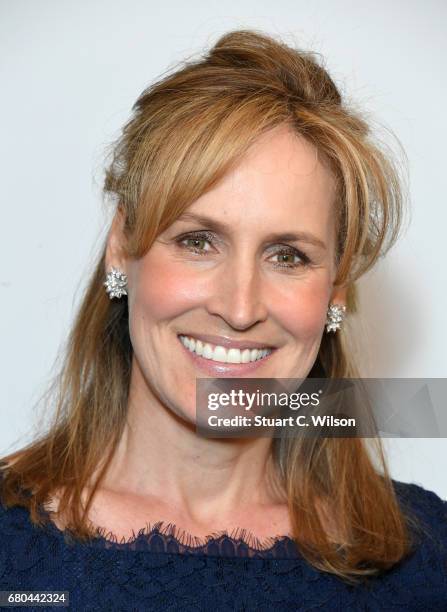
[1,29,413,583]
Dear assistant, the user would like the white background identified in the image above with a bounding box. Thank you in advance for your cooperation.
[1,0,446,498]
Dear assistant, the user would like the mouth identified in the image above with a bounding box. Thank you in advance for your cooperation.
[177,333,276,375]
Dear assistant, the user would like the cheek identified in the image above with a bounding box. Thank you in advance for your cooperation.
[129,256,204,322]
[274,279,330,341]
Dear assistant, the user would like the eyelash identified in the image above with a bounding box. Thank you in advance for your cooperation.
[175,231,312,269]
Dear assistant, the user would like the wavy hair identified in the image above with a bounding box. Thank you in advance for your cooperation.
[0,29,414,583]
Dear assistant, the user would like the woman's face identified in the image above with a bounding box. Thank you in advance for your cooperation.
[108,123,346,423]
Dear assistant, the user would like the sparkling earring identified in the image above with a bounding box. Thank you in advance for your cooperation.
[325,303,346,333]
[104,266,128,299]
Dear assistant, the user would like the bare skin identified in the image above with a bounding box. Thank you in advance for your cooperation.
[45,123,346,544]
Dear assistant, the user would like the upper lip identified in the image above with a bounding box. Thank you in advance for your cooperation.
[178,333,276,350]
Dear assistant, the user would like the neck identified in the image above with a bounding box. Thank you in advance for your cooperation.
[97,358,286,528]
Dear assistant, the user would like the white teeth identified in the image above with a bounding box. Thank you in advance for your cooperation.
[227,348,242,364]
[203,343,213,359]
[195,340,203,356]
[179,335,273,364]
[241,349,251,363]
[212,346,227,362]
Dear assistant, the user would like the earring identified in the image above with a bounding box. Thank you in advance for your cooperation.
[104,266,128,299]
[325,303,346,333]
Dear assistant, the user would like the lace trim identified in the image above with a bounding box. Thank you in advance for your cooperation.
[38,503,301,559]
[0,463,300,560]
[93,521,300,558]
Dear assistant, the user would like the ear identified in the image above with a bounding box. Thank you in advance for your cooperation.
[105,207,128,275]
[329,283,347,307]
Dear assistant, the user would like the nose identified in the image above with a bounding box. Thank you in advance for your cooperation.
[205,255,268,331]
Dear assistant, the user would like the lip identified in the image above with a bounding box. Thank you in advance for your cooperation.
[177,335,277,377]
[177,333,275,350]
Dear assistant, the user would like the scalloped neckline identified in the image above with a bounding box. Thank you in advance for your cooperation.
[37,502,301,559]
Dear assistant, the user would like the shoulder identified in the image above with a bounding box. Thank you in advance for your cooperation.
[0,459,38,538]
[0,473,36,574]
[0,496,31,537]
[391,478,447,554]
[0,461,28,526]
[392,478,446,517]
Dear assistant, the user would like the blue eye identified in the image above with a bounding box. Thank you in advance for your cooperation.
[175,231,312,269]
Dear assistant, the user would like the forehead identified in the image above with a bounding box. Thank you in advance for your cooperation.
[188,123,337,232]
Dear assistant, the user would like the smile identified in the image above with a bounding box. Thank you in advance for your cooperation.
[178,334,273,364]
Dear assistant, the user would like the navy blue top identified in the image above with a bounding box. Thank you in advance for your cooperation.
[0,478,446,611]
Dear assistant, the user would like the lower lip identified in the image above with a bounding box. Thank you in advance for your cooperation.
[177,336,276,376]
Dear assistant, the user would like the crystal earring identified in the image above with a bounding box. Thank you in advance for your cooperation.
[325,303,346,333]
[104,266,128,299]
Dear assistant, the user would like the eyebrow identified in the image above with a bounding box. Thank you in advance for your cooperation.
[176,212,327,250]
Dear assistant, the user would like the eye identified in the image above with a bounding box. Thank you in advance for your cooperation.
[269,248,311,269]
[175,232,312,269]
[176,231,215,254]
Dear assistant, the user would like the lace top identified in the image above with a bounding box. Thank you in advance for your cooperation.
[1,478,446,611]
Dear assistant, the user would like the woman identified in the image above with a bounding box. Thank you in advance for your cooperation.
[1,29,446,610]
